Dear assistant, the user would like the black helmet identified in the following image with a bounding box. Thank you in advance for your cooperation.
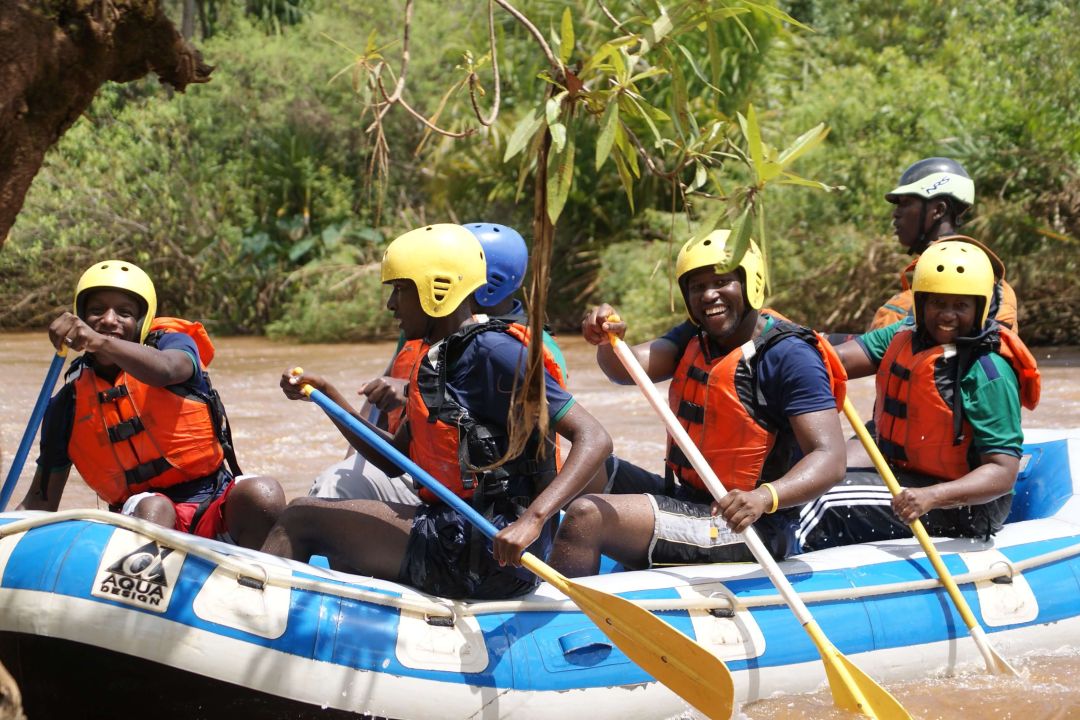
[885,157,974,209]
[886,157,975,254]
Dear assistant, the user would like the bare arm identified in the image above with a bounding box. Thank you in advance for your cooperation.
[280,368,409,476]
[50,312,193,387]
[835,338,877,380]
[492,403,613,566]
[581,303,680,384]
[892,453,1019,523]
[16,466,71,512]
[716,408,846,533]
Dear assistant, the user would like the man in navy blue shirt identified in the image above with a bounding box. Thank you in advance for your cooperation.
[19,260,285,548]
[549,232,846,576]
[269,225,611,599]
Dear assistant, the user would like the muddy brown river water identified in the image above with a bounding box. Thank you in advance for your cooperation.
[1,331,1078,719]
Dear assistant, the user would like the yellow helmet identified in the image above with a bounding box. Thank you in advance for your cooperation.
[675,230,766,321]
[74,260,158,342]
[381,224,487,318]
[912,240,995,328]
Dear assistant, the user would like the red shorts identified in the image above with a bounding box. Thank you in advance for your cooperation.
[172,480,234,540]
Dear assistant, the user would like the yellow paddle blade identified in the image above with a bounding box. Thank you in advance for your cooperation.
[806,622,909,720]
[522,555,734,720]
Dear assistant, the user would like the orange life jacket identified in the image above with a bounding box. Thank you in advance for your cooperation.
[406,319,564,505]
[666,316,847,493]
[384,339,428,435]
[67,318,229,506]
[873,325,1040,480]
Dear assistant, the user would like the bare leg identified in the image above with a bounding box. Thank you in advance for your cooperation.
[549,494,656,577]
[131,495,177,529]
[261,497,417,581]
[225,476,287,549]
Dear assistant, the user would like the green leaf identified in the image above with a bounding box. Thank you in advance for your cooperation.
[546,129,576,224]
[743,0,813,31]
[641,11,674,54]
[545,92,566,127]
[612,148,636,212]
[740,104,765,185]
[777,171,842,191]
[705,7,751,21]
[504,105,546,162]
[721,204,755,274]
[675,42,724,96]
[550,122,567,154]
[559,8,575,65]
[689,203,729,244]
[777,123,830,168]
[595,101,620,171]
[669,57,690,138]
[613,123,640,178]
[688,162,708,192]
[288,236,316,262]
[629,66,669,84]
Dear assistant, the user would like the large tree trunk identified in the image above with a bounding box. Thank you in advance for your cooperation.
[0,0,213,247]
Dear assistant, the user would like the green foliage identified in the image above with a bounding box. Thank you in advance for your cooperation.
[264,259,398,342]
[3,0,1076,346]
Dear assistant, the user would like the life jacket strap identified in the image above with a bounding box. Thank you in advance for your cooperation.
[877,439,908,464]
[124,457,172,486]
[677,401,705,424]
[882,397,908,419]
[889,361,911,381]
[107,417,145,442]
[667,443,692,469]
[686,365,709,384]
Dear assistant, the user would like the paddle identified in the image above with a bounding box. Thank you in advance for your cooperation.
[842,398,1020,676]
[606,327,910,720]
[0,349,67,511]
[294,377,736,719]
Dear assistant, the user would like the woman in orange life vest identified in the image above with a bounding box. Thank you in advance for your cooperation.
[307,222,571,501]
[548,231,847,578]
[17,260,285,548]
[797,239,1040,551]
[266,224,611,600]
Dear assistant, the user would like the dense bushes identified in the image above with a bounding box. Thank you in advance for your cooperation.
[2,0,1076,344]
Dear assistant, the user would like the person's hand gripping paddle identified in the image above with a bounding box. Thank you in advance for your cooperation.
[603,320,910,720]
[289,368,736,719]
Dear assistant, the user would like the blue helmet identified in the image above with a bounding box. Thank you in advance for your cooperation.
[464,223,529,307]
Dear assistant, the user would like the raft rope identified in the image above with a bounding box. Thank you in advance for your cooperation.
[1,509,1078,621]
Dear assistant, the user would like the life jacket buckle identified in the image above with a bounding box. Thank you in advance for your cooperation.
[98,386,130,403]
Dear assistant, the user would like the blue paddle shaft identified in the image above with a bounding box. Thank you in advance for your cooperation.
[1,352,67,511]
[305,386,500,542]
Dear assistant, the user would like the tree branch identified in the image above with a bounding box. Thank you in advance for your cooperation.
[468,0,501,127]
[492,0,560,72]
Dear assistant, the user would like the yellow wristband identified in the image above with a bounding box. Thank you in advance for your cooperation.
[761,482,779,514]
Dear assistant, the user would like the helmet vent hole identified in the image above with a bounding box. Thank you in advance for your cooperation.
[936,264,945,272]
[703,239,712,246]
[431,277,452,301]
[957,267,965,273]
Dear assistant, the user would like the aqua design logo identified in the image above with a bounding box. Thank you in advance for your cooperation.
[92,535,185,612]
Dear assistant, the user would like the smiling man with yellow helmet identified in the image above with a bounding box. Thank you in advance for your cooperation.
[20,260,286,548]
[550,230,847,577]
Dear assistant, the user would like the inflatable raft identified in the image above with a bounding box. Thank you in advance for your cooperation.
[0,429,1077,719]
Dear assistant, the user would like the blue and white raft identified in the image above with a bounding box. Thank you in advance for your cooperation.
[0,430,1077,720]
